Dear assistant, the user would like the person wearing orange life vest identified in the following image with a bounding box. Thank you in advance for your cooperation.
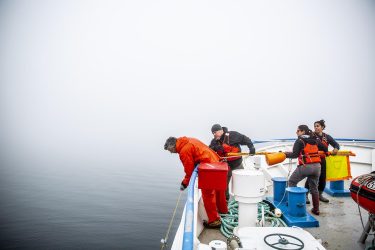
[209,124,255,200]
[164,136,228,229]
[285,125,328,216]
[304,119,340,204]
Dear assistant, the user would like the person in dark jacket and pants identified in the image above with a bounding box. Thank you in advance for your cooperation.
[209,124,255,200]
[305,119,340,204]
[285,125,328,216]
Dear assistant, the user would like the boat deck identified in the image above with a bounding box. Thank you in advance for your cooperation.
[199,190,373,249]
[196,144,375,249]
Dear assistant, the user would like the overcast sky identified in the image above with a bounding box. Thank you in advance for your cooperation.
[0,0,374,165]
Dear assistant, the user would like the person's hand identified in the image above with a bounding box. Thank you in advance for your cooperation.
[180,183,187,191]
[332,148,339,155]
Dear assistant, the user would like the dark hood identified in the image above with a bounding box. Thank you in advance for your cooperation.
[298,135,317,145]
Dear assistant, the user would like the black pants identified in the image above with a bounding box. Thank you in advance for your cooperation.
[305,158,326,192]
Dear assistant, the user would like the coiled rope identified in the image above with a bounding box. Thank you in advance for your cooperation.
[220,200,287,238]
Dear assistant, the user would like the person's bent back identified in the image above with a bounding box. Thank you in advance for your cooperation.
[164,136,228,228]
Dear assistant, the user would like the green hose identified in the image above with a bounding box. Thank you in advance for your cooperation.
[220,200,287,238]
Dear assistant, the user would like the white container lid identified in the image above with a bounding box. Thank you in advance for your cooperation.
[208,240,227,250]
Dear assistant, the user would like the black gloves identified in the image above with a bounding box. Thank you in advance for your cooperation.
[249,147,255,155]
[180,183,187,191]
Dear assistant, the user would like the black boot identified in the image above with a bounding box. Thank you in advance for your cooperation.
[203,219,222,229]
[319,191,329,203]
[306,193,310,204]
[311,193,320,215]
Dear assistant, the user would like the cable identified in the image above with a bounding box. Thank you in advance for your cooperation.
[160,191,183,250]
[274,158,293,208]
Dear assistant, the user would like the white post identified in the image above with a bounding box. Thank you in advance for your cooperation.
[238,203,258,228]
[232,170,265,228]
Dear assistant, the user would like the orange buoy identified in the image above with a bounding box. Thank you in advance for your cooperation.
[265,152,286,166]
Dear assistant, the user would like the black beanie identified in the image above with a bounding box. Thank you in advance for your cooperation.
[211,124,222,133]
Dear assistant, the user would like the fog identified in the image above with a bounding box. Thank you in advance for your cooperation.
[0,1,374,248]
[1,1,375,164]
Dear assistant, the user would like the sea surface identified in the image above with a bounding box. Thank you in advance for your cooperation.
[0,148,187,249]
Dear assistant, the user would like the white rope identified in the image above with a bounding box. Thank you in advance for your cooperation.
[274,158,292,208]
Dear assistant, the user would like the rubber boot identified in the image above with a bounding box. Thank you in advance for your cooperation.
[311,193,320,215]
[319,191,329,203]
[203,219,222,229]
[306,193,310,205]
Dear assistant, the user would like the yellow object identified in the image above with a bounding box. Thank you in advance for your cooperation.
[265,152,286,166]
[227,152,251,156]
[331,150,356,156]
[325,155,352,181]
[226,152,276,156]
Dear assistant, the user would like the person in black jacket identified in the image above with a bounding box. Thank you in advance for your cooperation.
[305,119,340,204]
[209,124,255,200]
[285,125,328,215]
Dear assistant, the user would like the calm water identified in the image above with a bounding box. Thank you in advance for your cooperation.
[0,149,187,249]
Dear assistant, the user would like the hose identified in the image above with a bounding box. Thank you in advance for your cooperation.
[220,200,287,238]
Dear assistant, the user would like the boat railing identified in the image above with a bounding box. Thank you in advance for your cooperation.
[254,138,375,163]
[182,167,198,250]
[254,138,375,144]
[253,138,375,179]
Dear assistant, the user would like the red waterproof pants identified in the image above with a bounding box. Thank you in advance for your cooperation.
[201,189,228,223]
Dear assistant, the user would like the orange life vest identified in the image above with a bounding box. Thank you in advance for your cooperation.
[298,139,321,165]
[321,133,328,148]
[315,133,328,158]
[218,133,241,161]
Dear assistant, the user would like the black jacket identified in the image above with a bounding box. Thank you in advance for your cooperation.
[316,133,340,150]
[285,135,328,159]
[209,127,255,155]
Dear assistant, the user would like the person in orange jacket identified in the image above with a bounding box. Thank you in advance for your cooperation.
[164,136,228,228]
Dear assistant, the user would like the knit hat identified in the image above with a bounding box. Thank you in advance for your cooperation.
[211,124,223,133]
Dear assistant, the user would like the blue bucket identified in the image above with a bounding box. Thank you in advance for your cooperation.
[286,187,308,217]
[272,177,287,203]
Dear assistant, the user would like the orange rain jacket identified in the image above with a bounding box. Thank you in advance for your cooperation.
[176,137,220,187]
